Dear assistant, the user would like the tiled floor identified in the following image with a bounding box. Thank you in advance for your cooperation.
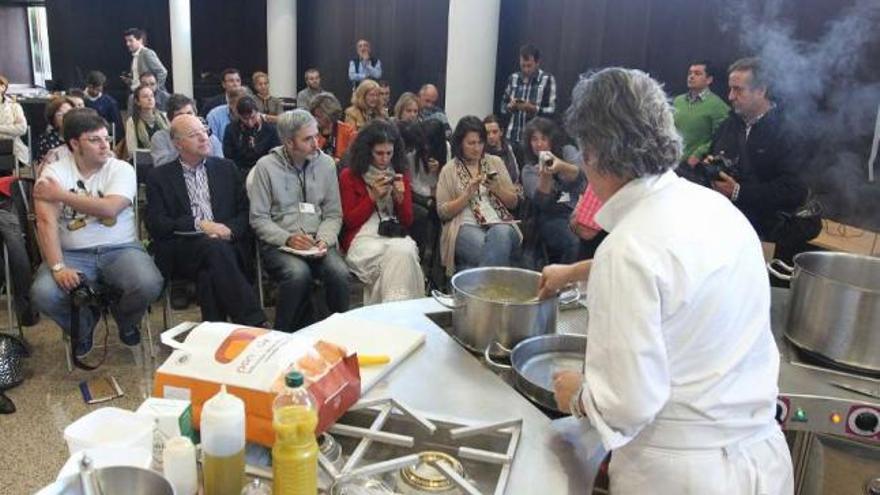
[0,302,229,494]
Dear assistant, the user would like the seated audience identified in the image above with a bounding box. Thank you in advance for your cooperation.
[84,71,125,143]
[146,114,267,326]
[66,90,86,109]
[252,71,283,124]
[708,57,809,260]
[202,68,246,116]
[436,116,520,275]
[483,114,520,184]
[295,68,326,112]
[128,72,170,113]
[348,39,382,89]
[31,110,163,356]
[393,92,420,123]
[339,120,424,303]
[223,96,280,174]
[206,87,248,142]
[125,84,170,157]
[520,117,586,264]
[248,110,350,331]
[399,120,447,273]
[0,75,29,168]
[344,80,386,130]
[417,84,450,133]
[310,93,357,164]
[36,97,75,168]
[378,80,392,115]
[151,94,224,166]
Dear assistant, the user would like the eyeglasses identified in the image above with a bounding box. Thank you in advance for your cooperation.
[82,136,112,145]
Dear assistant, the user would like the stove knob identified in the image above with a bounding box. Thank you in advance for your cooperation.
[775,399,788,423]
[855,411,880,434]
[866,477,880,495]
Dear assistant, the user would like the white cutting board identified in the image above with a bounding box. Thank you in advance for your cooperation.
[301,313,426,393]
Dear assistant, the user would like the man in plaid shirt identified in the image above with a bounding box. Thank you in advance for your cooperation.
[500,44,557,145]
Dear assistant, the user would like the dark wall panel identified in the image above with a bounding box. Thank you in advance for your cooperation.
[298,0,449,107]
[46,0,171,102]
[190,0,267,100]
[0,6,33,84]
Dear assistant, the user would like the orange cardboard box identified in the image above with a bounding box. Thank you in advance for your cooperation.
[152,323,361,447]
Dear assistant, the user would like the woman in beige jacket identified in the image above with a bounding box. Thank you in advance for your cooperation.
[436,116,520,276]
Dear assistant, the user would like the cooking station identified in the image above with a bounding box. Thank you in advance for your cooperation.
[296,281,879,494]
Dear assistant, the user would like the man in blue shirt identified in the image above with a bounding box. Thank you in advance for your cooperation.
[84,71,125,144]
[348,39,382,90]
[206,87,247,142]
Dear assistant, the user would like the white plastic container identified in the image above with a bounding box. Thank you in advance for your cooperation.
[201,385,246,495]
[63,407,153,455]
[163,436,198,495]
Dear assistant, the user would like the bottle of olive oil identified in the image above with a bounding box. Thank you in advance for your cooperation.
[201,385,246,495]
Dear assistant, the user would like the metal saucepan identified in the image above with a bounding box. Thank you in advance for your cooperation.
[768,251,880,375]
[485,334,587,412]
[432,267,579,357]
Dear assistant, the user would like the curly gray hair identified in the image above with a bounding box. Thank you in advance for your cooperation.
[565,68,682,179]
[276,109,317,143]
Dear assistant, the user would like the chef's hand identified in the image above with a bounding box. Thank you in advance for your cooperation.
[712,172,738,199]
[553,370,584,414]
[538,264,574,300]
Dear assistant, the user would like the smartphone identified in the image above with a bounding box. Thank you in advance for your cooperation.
[486,171,499,180]
[393,173,403,182]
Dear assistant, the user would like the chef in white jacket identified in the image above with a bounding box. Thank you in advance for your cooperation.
[539,68,793,494]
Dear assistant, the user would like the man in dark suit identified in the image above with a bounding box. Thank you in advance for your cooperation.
[145,114,267,326]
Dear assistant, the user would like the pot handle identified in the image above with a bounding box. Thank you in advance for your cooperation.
[558,285,581,305]
[767,259,794,281]
[484,341,513,370]
[431,289,462,309]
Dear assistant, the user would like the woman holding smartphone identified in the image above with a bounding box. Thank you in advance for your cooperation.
[339,120,424,303]
[436,116,520,275]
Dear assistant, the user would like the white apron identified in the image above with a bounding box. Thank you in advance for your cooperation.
[608,423,793,495]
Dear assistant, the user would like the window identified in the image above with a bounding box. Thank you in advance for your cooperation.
[27,6,52,87]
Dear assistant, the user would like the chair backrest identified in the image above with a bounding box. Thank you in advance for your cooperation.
[0,139,15,175]
[9,178,41,270]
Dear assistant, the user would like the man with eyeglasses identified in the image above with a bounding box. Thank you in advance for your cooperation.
[150,94,224,166]
[145,114,268,327]
[30,109,163,358]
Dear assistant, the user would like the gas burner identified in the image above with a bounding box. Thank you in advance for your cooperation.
[320,397,521,495]
[400,451,466,492]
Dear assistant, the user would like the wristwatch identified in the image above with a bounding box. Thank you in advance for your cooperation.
[570,384,587,419]
[50,262,66,273]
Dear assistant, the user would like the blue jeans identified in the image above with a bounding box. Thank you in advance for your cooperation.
[30,242,163,337]
[260,245,350,332]
[540,215,581,264]
[455,223,520,272]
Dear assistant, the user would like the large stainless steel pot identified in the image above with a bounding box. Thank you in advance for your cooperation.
[485,334,587,412]
[768,251,880,375]
[432,267,579,357]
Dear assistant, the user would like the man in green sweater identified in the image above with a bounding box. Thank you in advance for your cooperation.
[673,61,730,167]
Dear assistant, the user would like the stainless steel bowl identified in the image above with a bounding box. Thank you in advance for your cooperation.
[47,465,175,494]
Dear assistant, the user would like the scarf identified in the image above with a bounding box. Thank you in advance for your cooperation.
[455,157,514,225]
[363,165,395,218]
[135,110,169,148]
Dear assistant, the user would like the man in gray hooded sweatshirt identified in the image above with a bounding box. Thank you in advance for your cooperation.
[247,109,350,331]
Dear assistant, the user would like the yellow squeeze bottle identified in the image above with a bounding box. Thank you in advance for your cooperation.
[272,371,319,495]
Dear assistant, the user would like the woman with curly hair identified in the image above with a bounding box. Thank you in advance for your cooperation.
[344,79,386,130]
[338,120,423,303]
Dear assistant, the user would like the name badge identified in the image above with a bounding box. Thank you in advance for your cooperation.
[557,192,571,204]
[298,202,316,214]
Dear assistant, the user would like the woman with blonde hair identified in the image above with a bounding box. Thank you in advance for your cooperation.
[344,79,386,130]
[393,92,420,123]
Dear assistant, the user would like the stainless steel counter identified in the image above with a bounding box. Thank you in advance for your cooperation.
[296,298,605,495]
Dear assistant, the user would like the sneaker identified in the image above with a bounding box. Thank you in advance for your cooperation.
[18,306,40,327]
[170,282,190,310]
[119,326,141,347]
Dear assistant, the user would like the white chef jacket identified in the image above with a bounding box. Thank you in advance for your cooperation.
[581,170,781,449]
